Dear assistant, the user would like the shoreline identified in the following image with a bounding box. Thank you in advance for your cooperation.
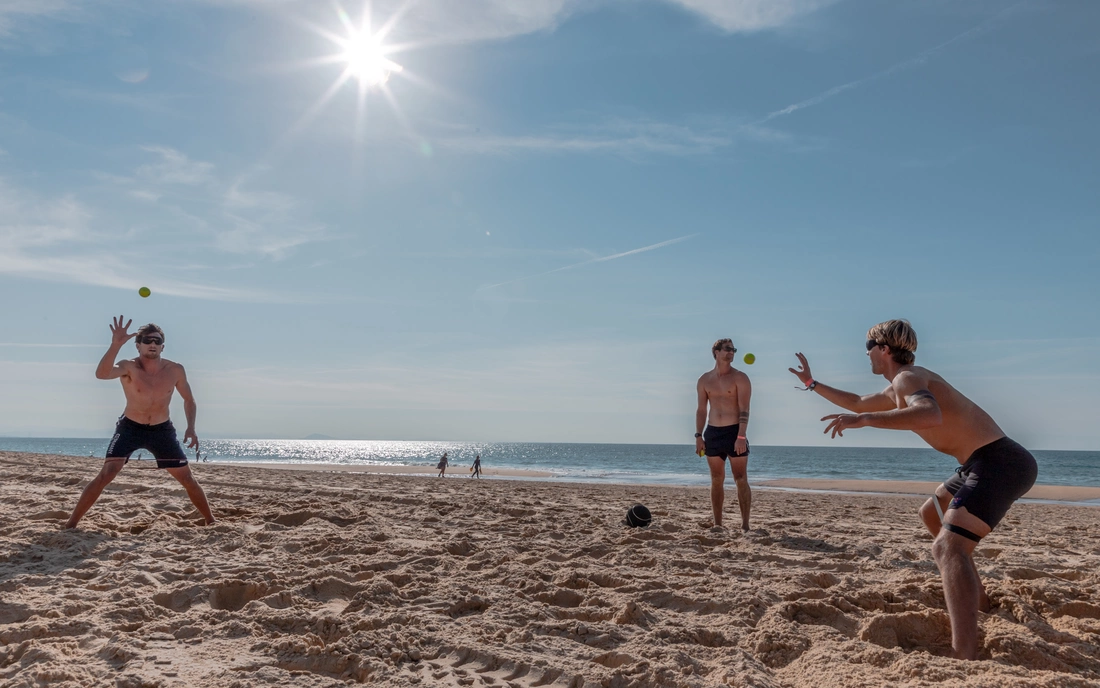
[230,460,1100,505]
[5,450,1100,505]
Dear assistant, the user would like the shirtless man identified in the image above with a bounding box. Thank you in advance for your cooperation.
[65,316,215,529]
[695,338,753,530]
[789,319,1037,660]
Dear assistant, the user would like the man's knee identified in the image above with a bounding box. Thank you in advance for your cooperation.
[97,461,124,482]
[932,530,976,564]
[167,466,198,486]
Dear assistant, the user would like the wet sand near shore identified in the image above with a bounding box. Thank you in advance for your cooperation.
[3,450,1100,687]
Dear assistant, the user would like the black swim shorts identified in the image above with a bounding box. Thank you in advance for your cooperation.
[703,424,749,461]
[106,415,190,469]
[943,436,1037,531]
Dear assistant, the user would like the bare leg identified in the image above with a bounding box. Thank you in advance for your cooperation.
[65,459,125,529]
[166,466,215,525]
[729,455,751,531]
[706,456,725,527]
[932,508,990,659]
[921,490,989,612]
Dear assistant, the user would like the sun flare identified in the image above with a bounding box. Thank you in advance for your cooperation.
[340,30,402,86]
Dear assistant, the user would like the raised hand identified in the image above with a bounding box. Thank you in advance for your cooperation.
[788,352,813,386]
[821,413,865,438]
[110,315,136,347]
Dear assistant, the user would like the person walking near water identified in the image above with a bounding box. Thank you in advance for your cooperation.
[470,454,482,478]
[790,319,1037,660]
[695,338,753,531]
[66,316,215,529]
[436,452,449,478]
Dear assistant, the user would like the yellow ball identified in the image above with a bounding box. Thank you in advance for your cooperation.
[138,287,151,298]
[743,353,755,365]
[697,449,705,457]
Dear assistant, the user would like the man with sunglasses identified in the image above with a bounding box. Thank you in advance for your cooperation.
[695,338,753,531]
[65,316,215,528]
[788,319,1037,660]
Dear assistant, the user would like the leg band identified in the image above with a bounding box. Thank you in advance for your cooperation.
[933,492,944,523]
[944,523,982,543]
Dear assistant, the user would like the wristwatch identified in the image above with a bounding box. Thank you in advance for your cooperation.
[694,433,702,438]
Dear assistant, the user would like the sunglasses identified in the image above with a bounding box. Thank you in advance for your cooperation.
[715,346,737,353]
[866,339,885,351]
[139,336,164,345]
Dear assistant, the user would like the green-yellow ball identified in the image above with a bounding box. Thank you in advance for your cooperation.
[138,287,151,298]
[743,353,755,365]
[697,449,705,457]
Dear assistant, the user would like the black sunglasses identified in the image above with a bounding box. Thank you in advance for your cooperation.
[866,339,885,351]
[715,346,737,353]
[139,336,164,345]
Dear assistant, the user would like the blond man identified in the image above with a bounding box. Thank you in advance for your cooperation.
[790,319,1037,659]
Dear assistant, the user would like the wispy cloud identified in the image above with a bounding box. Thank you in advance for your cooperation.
[0,0,78,38]
[0,343,103,348]
[191,0,835,47]
[479,234,697,291]
[759,4,1025,123]
[439,118,795,158]
[0,173,311,302]
[101,147,328,259]
[668,0,839,33]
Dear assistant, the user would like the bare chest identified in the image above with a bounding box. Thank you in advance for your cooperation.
[122,365,176,399]
[706,376,741,400]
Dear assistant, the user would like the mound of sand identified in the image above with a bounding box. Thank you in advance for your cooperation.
[2,451,1099,687]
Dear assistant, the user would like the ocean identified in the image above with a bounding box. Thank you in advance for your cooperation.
[2,437,1098,489]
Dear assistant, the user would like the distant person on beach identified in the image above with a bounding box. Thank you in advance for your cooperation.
[471,454,481,478]
[695,338,753,531]
[437,452,449,478]
[65,316,215,529]
[790,319,1037,660]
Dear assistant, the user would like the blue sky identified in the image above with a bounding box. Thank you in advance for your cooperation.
[1,0,1097,449]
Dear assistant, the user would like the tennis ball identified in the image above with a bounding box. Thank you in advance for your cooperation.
[697,449,705,457]
[743,353,755,365]
[138,287,151,298]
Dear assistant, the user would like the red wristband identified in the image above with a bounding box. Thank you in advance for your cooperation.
[737,435,747,440]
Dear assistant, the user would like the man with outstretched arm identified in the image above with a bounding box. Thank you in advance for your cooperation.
[789,319,1037,660]
[66,316,215,529]
[695,338,753,531]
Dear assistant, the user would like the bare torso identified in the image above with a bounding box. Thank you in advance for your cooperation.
[118,358,183,424]
[889,366,1004,462]
[699,368,749,426]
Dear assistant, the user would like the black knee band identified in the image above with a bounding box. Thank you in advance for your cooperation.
[944,523,982,542]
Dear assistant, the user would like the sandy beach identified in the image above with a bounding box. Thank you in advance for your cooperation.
[2,451,1099,687]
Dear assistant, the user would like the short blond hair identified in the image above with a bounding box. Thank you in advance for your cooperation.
[867,320,916,365]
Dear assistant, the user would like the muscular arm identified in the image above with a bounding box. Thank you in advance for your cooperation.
[95,345,130,380]
[813,382,896,414]
[176,366,199,449]
[737,375,752,436]
[789,353,894,413]
[695,379,708,435]
[859,375,942,431]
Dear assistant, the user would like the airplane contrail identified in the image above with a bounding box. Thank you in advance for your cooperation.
[479,234,697,291]
[758,2,1028,124]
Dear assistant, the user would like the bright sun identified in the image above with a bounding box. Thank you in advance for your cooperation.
[340,31,402,86]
